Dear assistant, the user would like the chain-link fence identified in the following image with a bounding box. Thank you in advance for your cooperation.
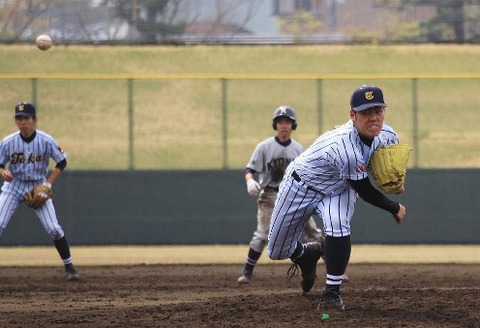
[1,73,479,170]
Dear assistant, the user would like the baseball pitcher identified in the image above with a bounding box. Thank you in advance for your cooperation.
[267,86,408,310]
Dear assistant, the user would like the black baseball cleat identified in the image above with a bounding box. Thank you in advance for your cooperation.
[316,288,345,311]
[286,241,323,293]
[65,263,80,281]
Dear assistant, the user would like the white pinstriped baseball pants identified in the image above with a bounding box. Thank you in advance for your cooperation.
[0,180,65,240]
[267,165,357,260]
[249,189,324,254]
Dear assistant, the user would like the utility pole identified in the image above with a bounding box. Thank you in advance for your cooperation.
[129,0,138,41]
[329,0,337,33]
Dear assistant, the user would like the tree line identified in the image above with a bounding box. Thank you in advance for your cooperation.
[0,0,479,44]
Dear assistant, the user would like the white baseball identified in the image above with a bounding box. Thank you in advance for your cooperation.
[36,34,53,51]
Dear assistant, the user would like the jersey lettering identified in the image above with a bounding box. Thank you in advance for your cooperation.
[28,154,44,163]
[247,137,303,187]
[10,153,44,164]
[10,153,25,164]
[267,157,293,172]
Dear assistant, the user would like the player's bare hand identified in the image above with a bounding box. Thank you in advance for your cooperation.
[393,204,406,224]
[1,169,13,182]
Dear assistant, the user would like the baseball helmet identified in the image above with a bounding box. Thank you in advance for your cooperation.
[272,105,297,130]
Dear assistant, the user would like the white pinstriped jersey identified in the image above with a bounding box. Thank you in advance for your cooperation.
[247,137,303,189]
[0,130,66,182]
[292,120,399,196]
[0,129,67,240]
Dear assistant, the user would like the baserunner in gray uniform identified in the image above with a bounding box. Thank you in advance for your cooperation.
[237,105,324,284]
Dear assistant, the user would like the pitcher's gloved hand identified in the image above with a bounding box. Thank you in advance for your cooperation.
[368,143,412,194]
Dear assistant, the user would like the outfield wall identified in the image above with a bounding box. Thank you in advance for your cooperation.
[0,169,478,246]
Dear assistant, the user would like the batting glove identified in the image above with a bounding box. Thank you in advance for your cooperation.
[246,179,261,197]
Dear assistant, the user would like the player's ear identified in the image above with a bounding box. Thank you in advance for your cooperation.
[349,109,355,120]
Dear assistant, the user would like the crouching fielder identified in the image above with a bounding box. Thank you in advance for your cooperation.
[0,102,79,281]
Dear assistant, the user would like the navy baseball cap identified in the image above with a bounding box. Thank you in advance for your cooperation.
[350,85,387,112]
[14,102,36,118]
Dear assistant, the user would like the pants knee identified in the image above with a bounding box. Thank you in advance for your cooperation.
[266,246,285,261]
[250,237,267,253]
[49,230,64,240]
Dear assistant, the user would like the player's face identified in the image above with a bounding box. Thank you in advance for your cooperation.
[15,116,36,137]
[350,106,385,139]
[275,117,293,141]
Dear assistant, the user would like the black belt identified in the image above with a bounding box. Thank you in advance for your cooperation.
[292,170,322,194]
[264,186,279,192]
[292,170,302,183]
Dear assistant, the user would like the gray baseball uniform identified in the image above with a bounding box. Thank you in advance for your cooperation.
[238,106,324,284]
[246,136,322,251]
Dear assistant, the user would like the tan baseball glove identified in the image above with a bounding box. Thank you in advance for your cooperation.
[24,182,54,209]
[368,143,412,194]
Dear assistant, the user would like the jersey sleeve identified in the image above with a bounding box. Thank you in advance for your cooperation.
[0,141,7,166]
[246,143,266,173]
[49,137,67,163]
[378,124,400,146]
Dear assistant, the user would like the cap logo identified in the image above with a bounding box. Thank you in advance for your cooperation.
[280,108,287,115]
[18,104,25,111]
[365,91,374,101]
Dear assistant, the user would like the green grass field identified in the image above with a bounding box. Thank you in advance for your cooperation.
[1,44,479,169]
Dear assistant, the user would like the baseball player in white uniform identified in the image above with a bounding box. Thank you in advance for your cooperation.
[267,86,406,310]
[237,106,324,284]
[0,102,79,281]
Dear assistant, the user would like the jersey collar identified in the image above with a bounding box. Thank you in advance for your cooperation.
[274,136,292,146]
[20,130,36,143]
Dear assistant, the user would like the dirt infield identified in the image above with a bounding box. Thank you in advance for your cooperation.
[0,263,478,328]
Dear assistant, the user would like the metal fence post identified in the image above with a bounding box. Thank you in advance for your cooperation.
[221,78,228,169]
[31,78,38,107]
[316,79,323,134]
[412,78,419,168]
[128,78,135,170]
